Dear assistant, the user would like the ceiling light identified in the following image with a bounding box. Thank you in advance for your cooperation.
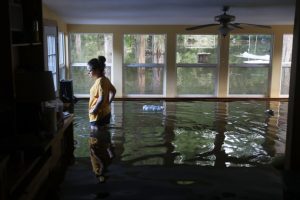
[218,25,233,37]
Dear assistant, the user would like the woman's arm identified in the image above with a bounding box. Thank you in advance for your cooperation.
[89,95,103,114]
[109,85,116,104]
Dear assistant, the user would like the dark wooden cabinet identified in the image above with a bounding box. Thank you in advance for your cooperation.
[4,0,46,137]
[1,0,45,138]
[10,0,44,71]
[0,115,74,200]
[1,0,15,138]
[1,1,74,200]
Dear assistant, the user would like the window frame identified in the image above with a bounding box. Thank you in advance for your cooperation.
[123,33,167,97]
[68,32,113,97]
[228,34,273,97]
[58,32,66,80]
[176,34,219,97]
[46,33,58,92]
[280,34,293,97]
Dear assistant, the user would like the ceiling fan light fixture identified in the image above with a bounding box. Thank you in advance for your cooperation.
[219,25,233,37]
[186,6,271,37]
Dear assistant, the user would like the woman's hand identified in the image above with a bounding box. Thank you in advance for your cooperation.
[89,107,97,114]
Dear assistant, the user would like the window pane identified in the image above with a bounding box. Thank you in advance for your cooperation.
[280,34,293,95]
[58,32,65,66]
[176,35,218,64]
[71,65,94,94]
[229,35,272,65]
[47,35,57,91]
[229,67,269,95]
[176,34,218,95]
[229,34,272,95]
[124,66,163,94]
[58,32,66,80]
[177,67,216,94]
[53,74,57,91]
[48,55,56,72]
[69,33,113,95]
[124,34,166,95]
[124,34,166,64]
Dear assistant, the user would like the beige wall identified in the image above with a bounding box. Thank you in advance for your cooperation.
[270,26,293,98]
[42,5,71,79]
[67,24,293,98]
[42,5,67,33]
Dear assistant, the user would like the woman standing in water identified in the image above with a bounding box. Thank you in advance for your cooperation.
[87,56,116,183]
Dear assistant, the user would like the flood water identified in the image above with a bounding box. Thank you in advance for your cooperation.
[73,100,288,167]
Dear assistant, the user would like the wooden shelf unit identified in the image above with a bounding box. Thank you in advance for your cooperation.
[2,0,75,199]
[1,115,74,200]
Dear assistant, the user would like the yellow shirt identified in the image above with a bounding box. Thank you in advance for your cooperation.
[88,76,114,122]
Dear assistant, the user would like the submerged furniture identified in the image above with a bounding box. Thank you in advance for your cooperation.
[60,80,76,113]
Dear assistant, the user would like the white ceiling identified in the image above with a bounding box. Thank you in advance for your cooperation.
[42,0,296,25]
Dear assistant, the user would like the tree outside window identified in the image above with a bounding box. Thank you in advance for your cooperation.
[124,34,166,95]
[229,34,272,95]
[69,33,113,95]
[176,35,219,96]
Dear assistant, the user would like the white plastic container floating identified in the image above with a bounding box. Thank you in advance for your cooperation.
[143,105,164,111]
[264,109,274,116]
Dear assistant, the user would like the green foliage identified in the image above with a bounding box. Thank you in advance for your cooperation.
[229,67,269,94]
[69,33,112,63]
[176,35,218,95]
[72,66,94,94]
[176,48,198,63]
[176,35,218,64]
[177,67,215,94]
[124,67,163,94]
[123,34,166,94]
[70,33,273,96]
[124,34,166,64]
[69,33,113,94]
[124,35,137,64]
[229,35,272,64]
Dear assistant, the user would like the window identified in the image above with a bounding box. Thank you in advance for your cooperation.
[176,35,218,96]
[58,32,65,80]
[280,34,293,96]
[228,34,272,95]
[46,35,57,91]
[69,33,113,95]
[44,25,58,92]
[123,34,166,96]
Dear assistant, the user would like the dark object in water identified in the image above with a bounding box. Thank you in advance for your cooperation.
[265,109,274,116]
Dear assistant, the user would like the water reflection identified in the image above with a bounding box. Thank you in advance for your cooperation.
[74,100,288,167]
[89,127,114,183]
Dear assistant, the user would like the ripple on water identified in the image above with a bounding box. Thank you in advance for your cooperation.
[73,100,288,166]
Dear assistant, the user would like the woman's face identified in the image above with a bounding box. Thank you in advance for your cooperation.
[87,66,95,78]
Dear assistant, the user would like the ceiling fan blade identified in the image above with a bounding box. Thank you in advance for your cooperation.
[229,23,243,29]
[234,23,271,29]
[186,24,219,31]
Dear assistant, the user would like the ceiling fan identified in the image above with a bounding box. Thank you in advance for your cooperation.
[186,6,271,37]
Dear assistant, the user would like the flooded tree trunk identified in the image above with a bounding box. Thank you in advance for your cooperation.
[153,46,162,93]
[137,35,146,94]
[75,34,81,60]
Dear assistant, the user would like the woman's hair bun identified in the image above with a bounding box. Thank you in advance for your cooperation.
[98,56,106,65]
